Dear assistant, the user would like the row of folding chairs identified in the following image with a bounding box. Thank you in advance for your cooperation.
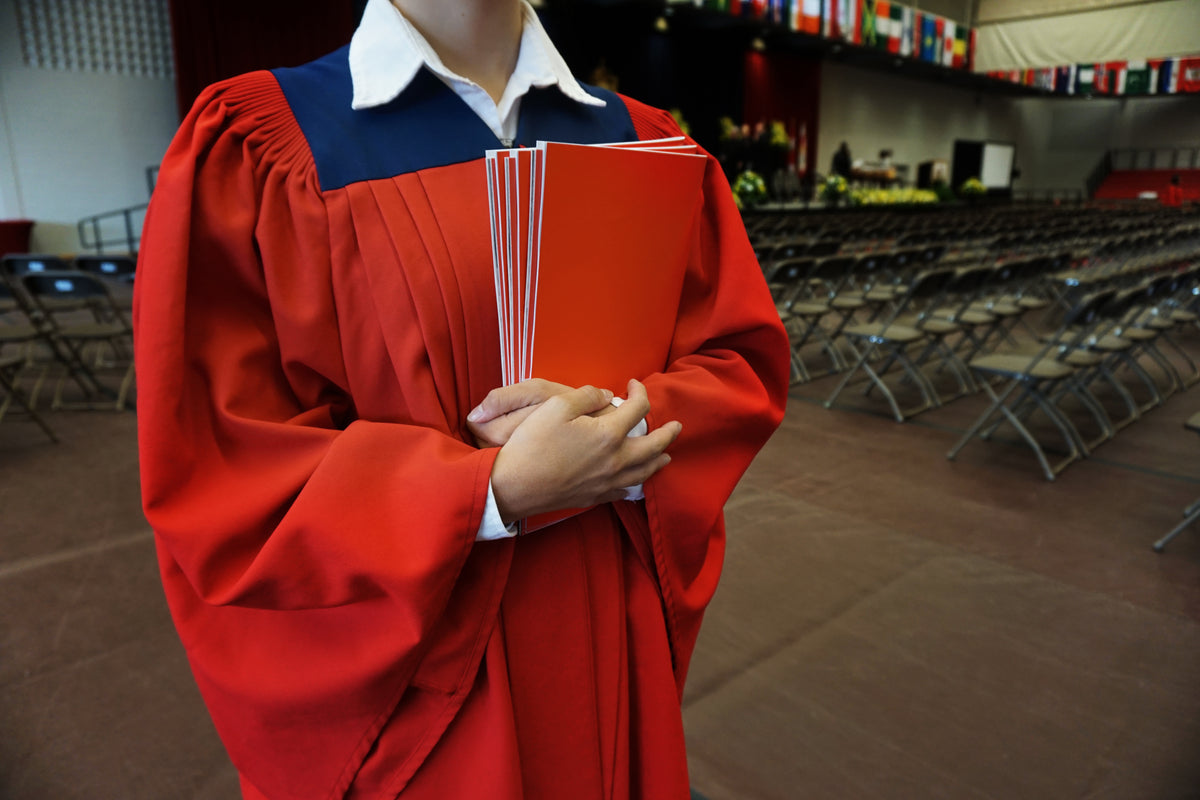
[947,265,1200,480]
[0,253,136,441]
[788,243,1200,480]
[772,250,1059,388]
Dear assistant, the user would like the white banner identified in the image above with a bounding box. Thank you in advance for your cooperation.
[974,0,1200,71]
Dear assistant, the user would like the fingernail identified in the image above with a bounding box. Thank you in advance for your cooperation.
[467,406,483,422]
[602,389,613,402]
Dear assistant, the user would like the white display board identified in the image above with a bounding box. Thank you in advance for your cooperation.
[981,142,1016,189]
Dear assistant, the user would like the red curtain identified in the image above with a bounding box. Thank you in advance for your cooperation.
[169,0,360,119]
[743,51,821,177]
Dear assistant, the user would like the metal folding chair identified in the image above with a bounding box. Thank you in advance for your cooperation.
[947,289,1117,481]
[1153,411,1200,552]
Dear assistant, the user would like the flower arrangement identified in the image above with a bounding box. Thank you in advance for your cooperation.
[959,177,986,198]
[733,170,768,208]
[718,116,738,140]
[849,187,940,206]
[768,120,790,149]
[819,174,849,205]
[670,108,691,136]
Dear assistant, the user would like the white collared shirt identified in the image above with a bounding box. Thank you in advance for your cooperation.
[349,0,605,143]
[345,0,641,540]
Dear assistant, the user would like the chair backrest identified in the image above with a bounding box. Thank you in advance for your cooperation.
[851,252,890,287]
[768,257,815,286]
[888,249,919,274]
[74,254,136,280]
[771,241,809,262]
[907,268,957,303]
[807,240,841,259]
[879,268,956,326]
[944,266,992,302]
[1,254,70,277]
[21,271,111,302]
[810,256,857,295]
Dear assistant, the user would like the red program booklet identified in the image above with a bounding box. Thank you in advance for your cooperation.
[485,138,707,533]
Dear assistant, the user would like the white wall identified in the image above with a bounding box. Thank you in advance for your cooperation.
[0,0,179,252]
[1013,94,1200,191]
[818,60,1024,185]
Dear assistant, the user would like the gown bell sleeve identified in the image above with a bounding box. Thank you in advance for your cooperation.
[134,81,496,614]
[133,77,514,800]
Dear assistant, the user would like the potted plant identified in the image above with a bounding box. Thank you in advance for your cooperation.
[819,174,849,207]
[733,170,768,209]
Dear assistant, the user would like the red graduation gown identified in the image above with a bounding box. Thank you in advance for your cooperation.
[134,63,788,800]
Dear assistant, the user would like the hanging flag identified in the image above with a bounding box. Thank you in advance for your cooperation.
[1076,65,1097,95]
[820,0,836,37]
[1054,65,1077,95]
[920,15,938,63]
[1093,62,1112,94]
[886,4,902,53]
[942,20,956,67]
[1178,56,1200,93]
[1107,61,1128,95]
[802,0,821,33]
[897,6,912,56]
[860,0,878,48]
[873,0,891,50]
[853,0,865,44]
[846,0,860,42]
[1036,68,1056,91]
[766,0,784,26]
[952,26,968,68]
[968,28,976,72]
[1120,60,1150,95]
[911,11,923,58]
[1145,59,1165,95]
[1158,57,1179,94]
[933,17,945,65]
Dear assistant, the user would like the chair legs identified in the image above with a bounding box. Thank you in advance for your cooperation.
[825,336,941,422]
[1153,496,1200,552]
[0,365,57,443]
[948,377,1085,481]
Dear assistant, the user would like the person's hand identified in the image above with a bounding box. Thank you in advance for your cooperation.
[489,379,681,524]
[466,379,576,448]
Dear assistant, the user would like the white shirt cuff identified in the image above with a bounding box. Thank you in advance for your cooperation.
[610,396,646,501]
[477,481,519,541]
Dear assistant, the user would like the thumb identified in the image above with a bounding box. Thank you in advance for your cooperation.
[468,379,553,423]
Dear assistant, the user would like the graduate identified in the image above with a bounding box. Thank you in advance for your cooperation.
[133,0,789,797]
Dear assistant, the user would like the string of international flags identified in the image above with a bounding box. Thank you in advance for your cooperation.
[984,58,1200,96]
[691,0,1200,96]
[692,0,977,70]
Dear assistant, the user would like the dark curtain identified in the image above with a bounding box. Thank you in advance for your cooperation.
[169,0,366,120]
[742,51,821,177]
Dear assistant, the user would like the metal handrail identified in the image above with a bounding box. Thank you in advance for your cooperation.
[77,203,147,255]
[1109,146,1200,171]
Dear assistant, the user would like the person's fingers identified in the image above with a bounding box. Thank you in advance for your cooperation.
[467,379,569,423]
[621,420,682,465]
[542,385,615,422]
[616,452,672,488]
[467,404,538,448]
[601,379,650,435]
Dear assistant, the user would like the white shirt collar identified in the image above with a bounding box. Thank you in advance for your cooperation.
[348,0,605,117]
